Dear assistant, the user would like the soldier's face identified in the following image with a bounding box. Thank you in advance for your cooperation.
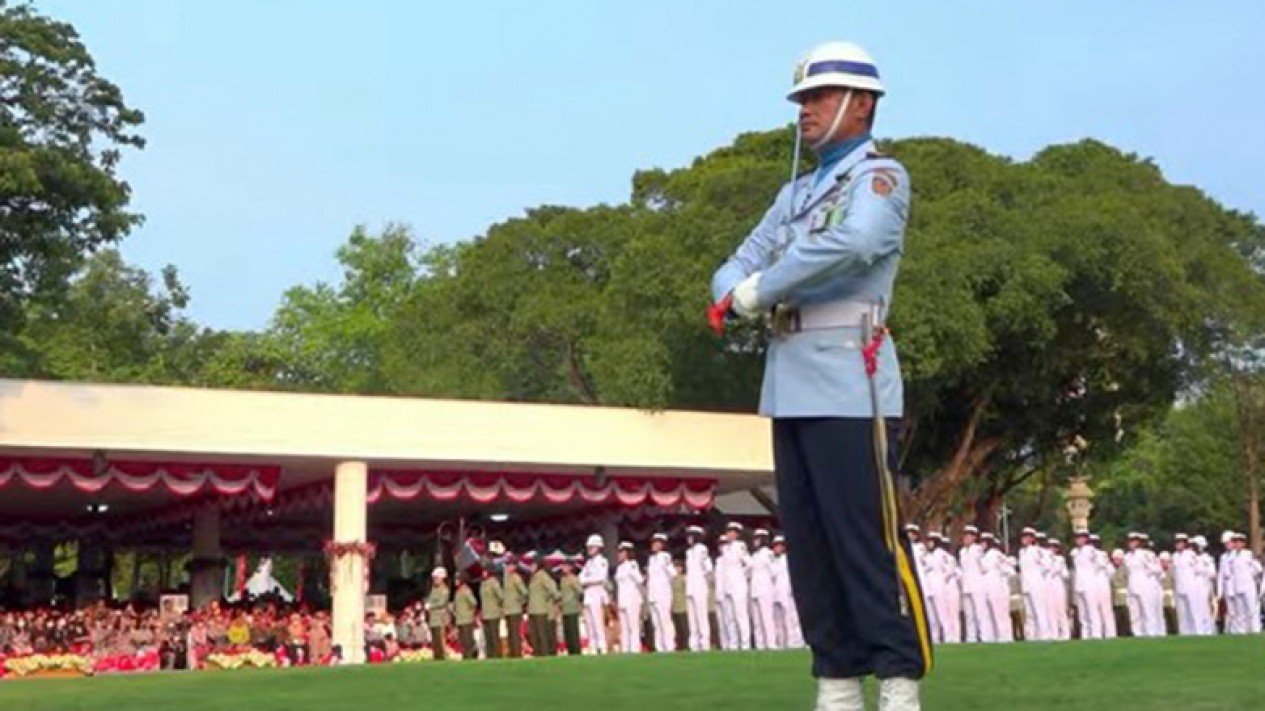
[797,87,873,145]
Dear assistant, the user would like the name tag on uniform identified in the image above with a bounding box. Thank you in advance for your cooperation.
[809,202,845,234]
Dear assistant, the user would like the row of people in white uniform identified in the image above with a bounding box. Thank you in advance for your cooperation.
[577,522,805,654]
[910,524,1263,644]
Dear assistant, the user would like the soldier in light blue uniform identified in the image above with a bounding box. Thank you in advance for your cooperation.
[709,41,929,711]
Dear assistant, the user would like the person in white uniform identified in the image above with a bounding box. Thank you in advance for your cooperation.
[714,534,732,650]
[979,532,1014,642]
[1229,532,1262,634]
[748,528,779,650]
[958,525,986,643]
[1124,533,1165,637]
[615,541,645,653]
[770,535,804,649]
[720,522,753,651]
[579,534,611,654]
[1170,533,1198,636]
[1188,535,1216,635]
[1045,539,1071,640]
[683,525,713,652]
[928,532,961,644]
[921,532,958,644]
[1071,530,1099,638]
[1089,534,1117,639]
[646,532,676,652]
[1017,527,1050,641]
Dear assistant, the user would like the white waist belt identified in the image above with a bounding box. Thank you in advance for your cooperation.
[773,300,883,332]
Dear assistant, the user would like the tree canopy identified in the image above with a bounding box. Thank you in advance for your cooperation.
[0,0,145,338]
[373,131,1265,530]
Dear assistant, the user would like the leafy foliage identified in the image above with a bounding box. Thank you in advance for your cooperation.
[0,0,145,334]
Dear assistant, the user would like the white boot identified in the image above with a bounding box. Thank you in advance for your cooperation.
[877,678,921,711]
[815,678,864,711]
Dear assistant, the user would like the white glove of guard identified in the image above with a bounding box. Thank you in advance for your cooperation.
[731,272,763,319]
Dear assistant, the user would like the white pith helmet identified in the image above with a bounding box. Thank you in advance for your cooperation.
[788,41,885,102]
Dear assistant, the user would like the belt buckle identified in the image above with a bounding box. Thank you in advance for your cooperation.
[769,304,798,337]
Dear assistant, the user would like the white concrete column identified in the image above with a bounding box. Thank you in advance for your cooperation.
[332,460,368,664]
[190,504,223,609]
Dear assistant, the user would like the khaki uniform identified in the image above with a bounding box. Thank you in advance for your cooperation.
[480,575,504,659]
[1112,566,1131,637]
[560,572,584,655]
[454,583,478,659]
[528,569,561,656]
[427,583,451,660]
[503,570,528,658]
[671,571,689,652]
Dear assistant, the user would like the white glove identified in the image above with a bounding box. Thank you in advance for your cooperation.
[731,272,763,319]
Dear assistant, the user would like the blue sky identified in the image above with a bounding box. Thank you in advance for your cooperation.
[35,1,1265,331]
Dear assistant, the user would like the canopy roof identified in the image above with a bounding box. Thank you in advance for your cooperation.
[0,379,774,548]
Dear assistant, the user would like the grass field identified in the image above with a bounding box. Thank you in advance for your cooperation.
[1,637,1261,711]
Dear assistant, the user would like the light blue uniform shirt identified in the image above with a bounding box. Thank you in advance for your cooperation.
[711,138,909,419]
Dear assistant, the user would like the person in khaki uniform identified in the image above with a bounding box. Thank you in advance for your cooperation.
[1111,549,1132,637]
[559,558,584,655]
[527,553,561,657]
[426,567,451,660]
[453,573,479,660]
[670,558,689,652]
[503,553,529,658]
[480,564,504,659]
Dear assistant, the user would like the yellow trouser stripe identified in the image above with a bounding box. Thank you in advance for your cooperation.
[895,542,934,675]
[874,417,933,676]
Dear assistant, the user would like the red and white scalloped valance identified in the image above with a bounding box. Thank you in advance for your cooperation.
[0,458,280,501]
[368,472,715,510]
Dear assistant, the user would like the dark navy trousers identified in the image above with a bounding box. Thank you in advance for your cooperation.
[774,417,932,680]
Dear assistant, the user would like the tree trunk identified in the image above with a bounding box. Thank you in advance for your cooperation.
[565,341,598,404]
[910,392,996,513]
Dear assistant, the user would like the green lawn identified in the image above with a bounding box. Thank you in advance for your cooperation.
[1,637,1262,711]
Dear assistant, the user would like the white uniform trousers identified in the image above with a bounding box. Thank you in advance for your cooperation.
[984,584,1013,642]
[722,587,751,650]
[648,599,674,652]
[773,594,803,648]
[1075,591,1095,638]
[686,592,710,651]
[961,592,983,642]
[1022,588,1049,641]
[584,600,608,654]
[619,602,642,653]
[1174,593,1196,636]
[750,594,778,650]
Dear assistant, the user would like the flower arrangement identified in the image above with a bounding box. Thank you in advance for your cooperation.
[204,649,278,671]
[322,540,377,561]
[324,540,378,594]
[392,648,434,663]
[3,653,94,678]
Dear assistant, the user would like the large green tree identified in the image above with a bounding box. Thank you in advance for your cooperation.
[270,224,421,393]
[18,249,207,384]
[382,130,1265,528]
[1,0,145,339]
[1091,380,1256,549]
